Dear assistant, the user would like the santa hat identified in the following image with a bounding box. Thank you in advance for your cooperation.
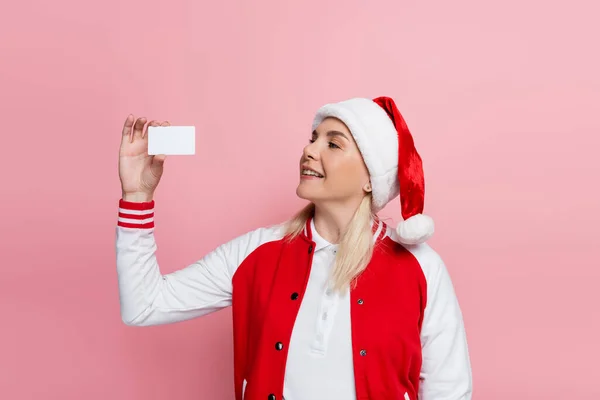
[311,96,434,245]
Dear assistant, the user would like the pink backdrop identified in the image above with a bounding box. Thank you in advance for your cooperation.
[1,0,599,398]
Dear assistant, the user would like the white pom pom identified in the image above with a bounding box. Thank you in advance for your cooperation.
[395,214,435,245]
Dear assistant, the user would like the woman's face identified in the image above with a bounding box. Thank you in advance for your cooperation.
[296,117,371,207]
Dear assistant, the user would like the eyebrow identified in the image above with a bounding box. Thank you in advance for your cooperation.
[312,129,350,141]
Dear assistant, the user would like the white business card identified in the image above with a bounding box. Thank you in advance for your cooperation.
[148,126,195,155]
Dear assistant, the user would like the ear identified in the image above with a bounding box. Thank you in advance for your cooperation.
[363,181,372,193]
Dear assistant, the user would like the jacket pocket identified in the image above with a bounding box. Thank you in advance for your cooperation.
[242,379,247,400]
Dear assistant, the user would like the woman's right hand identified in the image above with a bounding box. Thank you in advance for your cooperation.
[119,115,170,202]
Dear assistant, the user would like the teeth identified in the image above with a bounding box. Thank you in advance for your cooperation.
[302,169,323,177]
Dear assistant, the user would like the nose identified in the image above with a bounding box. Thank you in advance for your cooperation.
[303,141,319,161]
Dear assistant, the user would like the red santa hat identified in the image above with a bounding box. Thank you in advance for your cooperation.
[311,96,434,245]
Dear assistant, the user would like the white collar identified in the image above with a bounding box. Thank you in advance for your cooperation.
[310,218,336,252]
[308,218,387,252]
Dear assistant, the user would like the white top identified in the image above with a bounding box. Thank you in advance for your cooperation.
[282,219,362,400]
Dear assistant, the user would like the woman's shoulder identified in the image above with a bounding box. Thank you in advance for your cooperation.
[219,221,289,254]
[384,224,446,277]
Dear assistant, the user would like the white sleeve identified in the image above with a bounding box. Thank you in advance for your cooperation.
[418,251,473,400]
[114,199,274,327]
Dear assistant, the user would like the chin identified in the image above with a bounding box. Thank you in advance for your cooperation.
[296,184,319,202]
[295,185,309,200]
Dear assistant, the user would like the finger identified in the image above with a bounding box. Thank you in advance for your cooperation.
[143,120,158,139]
[153,154,167,164]
[131,117,147,142]
[122,114,135,137]
[150,154,167,176]
[160,121,170,127]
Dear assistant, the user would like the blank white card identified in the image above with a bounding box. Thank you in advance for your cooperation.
[147,126,195,155]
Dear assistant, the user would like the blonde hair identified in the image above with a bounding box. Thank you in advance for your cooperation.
[284,194,377,292]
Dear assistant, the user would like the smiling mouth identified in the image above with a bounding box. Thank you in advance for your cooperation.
[301,169,324,178]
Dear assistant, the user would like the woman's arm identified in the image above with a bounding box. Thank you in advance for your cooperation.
[418,255,473,399]
[115,198,278,326]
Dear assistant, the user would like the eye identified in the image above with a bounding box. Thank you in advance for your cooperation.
[328,142,340,149]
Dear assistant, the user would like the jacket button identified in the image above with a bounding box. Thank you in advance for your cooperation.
[308,244,313,253]
[291,292,299,300]
[357,299,364,305]
[268,394,276,400]
[360,349,367,356]
[275,342,284,351]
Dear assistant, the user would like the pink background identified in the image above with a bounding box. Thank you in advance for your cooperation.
[1,0,599,398]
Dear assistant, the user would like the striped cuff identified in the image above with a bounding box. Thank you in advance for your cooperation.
[118,199,155,229]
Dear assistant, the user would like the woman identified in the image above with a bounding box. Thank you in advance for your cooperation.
[116,96,473,400]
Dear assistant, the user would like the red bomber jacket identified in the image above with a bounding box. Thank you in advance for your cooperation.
[116,199,473,400]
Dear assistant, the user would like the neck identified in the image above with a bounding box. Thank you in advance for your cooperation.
[312,199,363,244]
